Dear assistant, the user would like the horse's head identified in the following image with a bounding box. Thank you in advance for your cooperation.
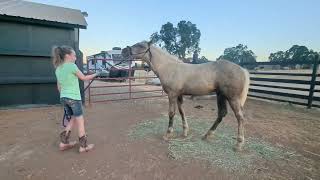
[122,41,152,63]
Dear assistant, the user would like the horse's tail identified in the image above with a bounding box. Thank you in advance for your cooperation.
[240,69,250,108]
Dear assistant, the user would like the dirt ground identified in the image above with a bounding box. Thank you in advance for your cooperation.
[0,96,320,180]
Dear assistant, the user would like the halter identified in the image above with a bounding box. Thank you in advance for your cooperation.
[127,45,152,62]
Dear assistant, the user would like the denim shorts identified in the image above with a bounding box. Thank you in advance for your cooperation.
[60,97,83,117]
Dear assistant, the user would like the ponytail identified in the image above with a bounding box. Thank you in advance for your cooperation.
[52,45,75,68]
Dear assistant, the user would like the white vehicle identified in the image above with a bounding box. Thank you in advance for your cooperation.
[87,48,135,78]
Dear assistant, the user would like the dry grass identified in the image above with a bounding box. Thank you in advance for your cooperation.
[128,116,298,173]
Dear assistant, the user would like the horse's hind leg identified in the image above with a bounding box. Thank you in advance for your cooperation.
[163,95,177,140]
[229,99,245,151]
[178,95,189,137]
[202,93,227,140]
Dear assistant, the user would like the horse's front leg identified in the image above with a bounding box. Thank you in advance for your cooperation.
[163,95,177,141]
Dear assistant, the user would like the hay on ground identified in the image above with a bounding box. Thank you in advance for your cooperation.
[128,116,296,172]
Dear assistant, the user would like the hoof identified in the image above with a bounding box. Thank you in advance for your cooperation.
[202,136,207,141]
[163,133,173,141]
[202,135,209,141]
[182,133,188,138]
[182,129,189,137]
[202,132,214,141]
[233,143,244,152]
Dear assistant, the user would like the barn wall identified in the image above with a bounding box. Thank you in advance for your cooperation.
[0,20,83,106]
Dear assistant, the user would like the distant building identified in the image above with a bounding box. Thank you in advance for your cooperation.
[255,65,281,70]
[86,48,135,79]
[87,48,129,71]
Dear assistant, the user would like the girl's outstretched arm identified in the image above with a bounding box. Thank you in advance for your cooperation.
[75,70,97,81]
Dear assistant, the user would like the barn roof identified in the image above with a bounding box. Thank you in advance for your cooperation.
[0,0,87,29]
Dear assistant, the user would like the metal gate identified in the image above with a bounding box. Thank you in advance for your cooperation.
[86,58,165,103]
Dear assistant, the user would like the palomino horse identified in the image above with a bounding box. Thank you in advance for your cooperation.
[122,41,250,151]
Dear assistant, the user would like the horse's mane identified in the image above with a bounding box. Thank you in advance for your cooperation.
[152,45,183,63]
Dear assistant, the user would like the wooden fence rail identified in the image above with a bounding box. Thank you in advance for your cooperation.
[240,55,320,108]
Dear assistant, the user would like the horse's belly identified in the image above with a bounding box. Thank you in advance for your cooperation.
[183,82,215,95]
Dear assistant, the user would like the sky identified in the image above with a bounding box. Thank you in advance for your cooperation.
[29,0,320,61]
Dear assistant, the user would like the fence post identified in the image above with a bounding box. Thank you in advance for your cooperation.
[307,54,319,108]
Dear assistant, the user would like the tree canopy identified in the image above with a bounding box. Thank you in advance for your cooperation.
[269,45,318,62]
[218,44,256,64]
[150,20,201,59]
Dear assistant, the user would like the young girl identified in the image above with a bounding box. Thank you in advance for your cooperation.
[52,46,97,153]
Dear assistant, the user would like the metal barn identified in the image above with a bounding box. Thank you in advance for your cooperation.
[0,0,87,106]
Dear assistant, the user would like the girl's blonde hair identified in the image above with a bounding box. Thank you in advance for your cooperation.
[52,45,75,68]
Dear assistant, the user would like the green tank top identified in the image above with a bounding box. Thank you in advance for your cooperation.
[55,62,81,100]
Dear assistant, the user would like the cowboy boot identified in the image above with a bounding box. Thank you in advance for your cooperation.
[79,135,94,153]
[59,130,76,151]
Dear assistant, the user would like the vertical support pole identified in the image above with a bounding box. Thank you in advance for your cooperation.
[129,58,132,99]
[307,54,319,108]
[88,85,91,105]
[87,60,89,75]
[94,58,97,73]
[76,51,85,105]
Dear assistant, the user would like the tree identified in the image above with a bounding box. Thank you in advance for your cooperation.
[268,45,319,62]
[218,44,256,64]
[269,51,286,62]
[308,50,319,61]
[150,20,201,59]
[286,45,309,61]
